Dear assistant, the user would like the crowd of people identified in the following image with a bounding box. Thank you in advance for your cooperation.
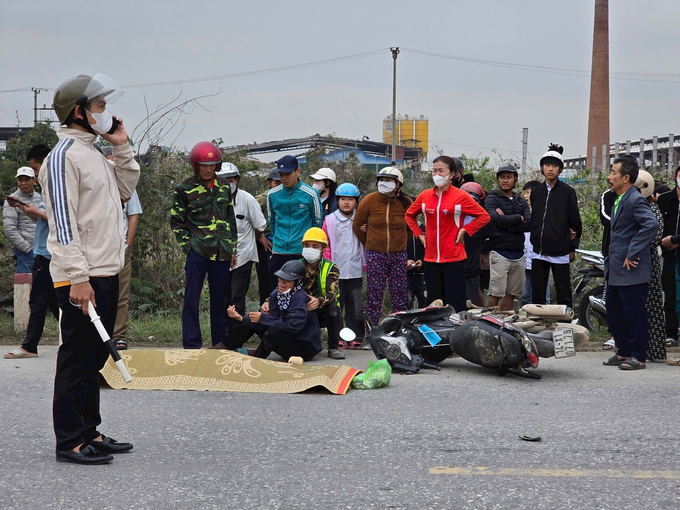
[2,72,680,464]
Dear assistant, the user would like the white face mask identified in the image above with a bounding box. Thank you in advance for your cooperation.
[312,182,325,192]
[87,109,113,135]
[676,178,680,188]
[377,181,396,194]
[280,287,292,295]
[302,247,321,263]
[433,175,450,188]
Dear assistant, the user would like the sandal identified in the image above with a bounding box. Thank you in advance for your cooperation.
[114,339,128,351]
[347,341,363,350]
[602,354,625,366]
[4,349,38,359]
[667,357,680,366]
[602,339,615,350]
[666,338,677,347]
[337,340,344,350]
[619,357,646,370]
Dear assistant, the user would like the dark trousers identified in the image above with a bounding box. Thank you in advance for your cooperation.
[606,282,650,362]
[531,259,572,308]
[268,253,302,293]
[340,278,364,339]
[464,275,480,308]
[182,249,231,349]
[407,273,427,309]
[53,276,118,452]
[424,261,466,312]
[317,300,342,350]
[254,329,319,361]
[226,261,253,349]
[662,259,678,339]
[256,243,271,305]
[21,255,59,354]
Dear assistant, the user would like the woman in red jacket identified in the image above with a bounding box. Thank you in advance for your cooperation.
[405,156,490,312]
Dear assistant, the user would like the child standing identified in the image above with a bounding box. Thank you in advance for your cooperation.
[323,183,366,348]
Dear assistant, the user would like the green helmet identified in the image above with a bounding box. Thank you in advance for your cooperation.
[52,74,123,124]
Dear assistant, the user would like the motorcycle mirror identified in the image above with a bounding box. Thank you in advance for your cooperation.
[339,328,356,342]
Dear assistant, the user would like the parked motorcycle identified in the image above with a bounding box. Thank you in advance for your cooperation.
[574,249,606,331]
[366,304,581,379]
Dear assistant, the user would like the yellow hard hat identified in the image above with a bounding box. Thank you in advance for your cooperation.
[301,227,328,246]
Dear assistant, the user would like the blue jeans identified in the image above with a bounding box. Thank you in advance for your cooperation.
[12,248,34,274]
[182,249,231,349]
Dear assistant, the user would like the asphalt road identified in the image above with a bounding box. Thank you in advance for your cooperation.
[1,346,679,510]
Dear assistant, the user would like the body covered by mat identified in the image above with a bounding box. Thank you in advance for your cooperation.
[100,349,360,395]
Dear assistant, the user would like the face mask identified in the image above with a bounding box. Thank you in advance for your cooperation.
[280,287,292,295]
[433,175,450,188]
[378,181,396,194]
[228,182,238,192]
[312,183,325,192]
[87,109,114,135]
[302,247,321,263]
[676,178,680,188]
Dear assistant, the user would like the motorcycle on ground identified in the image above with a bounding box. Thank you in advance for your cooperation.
[366,303,586,379]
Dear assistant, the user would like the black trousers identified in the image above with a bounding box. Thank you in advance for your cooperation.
[317,300,342,350]
[254,329,319,361]
[255,243,271,306]
[339,278,364,340]
[268,254,302,293]
[53,276,118,452]
[531,259,572,308]
[21,255,59,354]
[661,259,678,339]
[607,282,650,362]
[424,261,466,312]
[407,273,427,309]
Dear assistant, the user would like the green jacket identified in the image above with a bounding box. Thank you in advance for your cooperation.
[302,258,340,308]
[171,175,237,262]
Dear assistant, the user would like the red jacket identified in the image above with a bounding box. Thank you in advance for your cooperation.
[405,186,490,263]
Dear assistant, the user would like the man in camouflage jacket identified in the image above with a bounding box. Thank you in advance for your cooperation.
[171,141,237,349]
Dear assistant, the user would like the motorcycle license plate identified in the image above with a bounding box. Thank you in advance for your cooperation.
[553,329,576,358]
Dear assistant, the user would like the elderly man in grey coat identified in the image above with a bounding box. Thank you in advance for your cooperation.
[603,155,659,370]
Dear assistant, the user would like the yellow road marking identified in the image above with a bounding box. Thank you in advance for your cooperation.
[429,467,680,479]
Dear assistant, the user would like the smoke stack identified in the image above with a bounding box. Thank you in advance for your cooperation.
[586,0,610,171]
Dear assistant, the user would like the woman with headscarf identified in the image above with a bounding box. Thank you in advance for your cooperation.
[227,259,322,361]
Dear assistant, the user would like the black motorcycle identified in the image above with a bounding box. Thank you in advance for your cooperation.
[574,249,606,331]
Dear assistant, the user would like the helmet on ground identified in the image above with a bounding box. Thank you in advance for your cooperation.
[377,166,404,184]
[274,260,306,281]
[216,162,239,178]
[461,181,485,200]
[540,143,564,169]
[301,227,328,246]
[496,163,518,177]
[53,74,122,124]
[335,183,360,198]
[309,167,336,182]
[190,142,222,173]
[635,170,654,198]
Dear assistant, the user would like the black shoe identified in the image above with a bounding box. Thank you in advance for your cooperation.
[56,445,113,465]
[88,435,133,453]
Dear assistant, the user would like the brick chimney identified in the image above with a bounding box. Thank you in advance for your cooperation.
[586,0,610,171]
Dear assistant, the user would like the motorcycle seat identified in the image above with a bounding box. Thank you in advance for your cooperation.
[390,305,456,324]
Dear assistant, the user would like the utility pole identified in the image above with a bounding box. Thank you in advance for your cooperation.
[521,128,528,175]
[31,87,54,126]
[391,47,399,165]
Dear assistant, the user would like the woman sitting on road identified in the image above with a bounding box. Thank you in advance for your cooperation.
[227,260,322,361]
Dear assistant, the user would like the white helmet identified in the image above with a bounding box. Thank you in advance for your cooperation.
[540,143,564,169]
[635,170,654,199]
[216,162,239,178]
[377,166,404,184]
[309,167,336,183]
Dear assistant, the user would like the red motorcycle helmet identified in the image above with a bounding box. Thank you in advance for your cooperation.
[190,141,222,173]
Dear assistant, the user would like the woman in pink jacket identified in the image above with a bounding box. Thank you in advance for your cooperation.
[405,156,490,312]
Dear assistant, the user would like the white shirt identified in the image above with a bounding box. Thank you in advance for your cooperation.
[232,189,267,269]
[331,210,363,279]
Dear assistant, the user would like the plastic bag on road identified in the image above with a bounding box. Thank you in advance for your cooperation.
[350,359,392,390]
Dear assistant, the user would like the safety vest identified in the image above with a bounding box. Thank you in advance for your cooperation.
[303,258,340,308]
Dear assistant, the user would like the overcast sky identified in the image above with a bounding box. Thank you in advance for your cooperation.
[2,0,679,167]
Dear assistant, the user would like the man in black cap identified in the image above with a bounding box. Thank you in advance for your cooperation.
[266,155,322,292]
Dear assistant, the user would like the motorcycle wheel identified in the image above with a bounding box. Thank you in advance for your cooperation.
[578,285,607,332]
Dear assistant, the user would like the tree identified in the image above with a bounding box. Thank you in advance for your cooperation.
[3,123,58,165]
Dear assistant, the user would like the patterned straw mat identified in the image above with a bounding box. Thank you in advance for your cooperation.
[100,349,360,395]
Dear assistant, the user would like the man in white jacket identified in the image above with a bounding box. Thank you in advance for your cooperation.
[3,167,41,273]
[40,73,139,465]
